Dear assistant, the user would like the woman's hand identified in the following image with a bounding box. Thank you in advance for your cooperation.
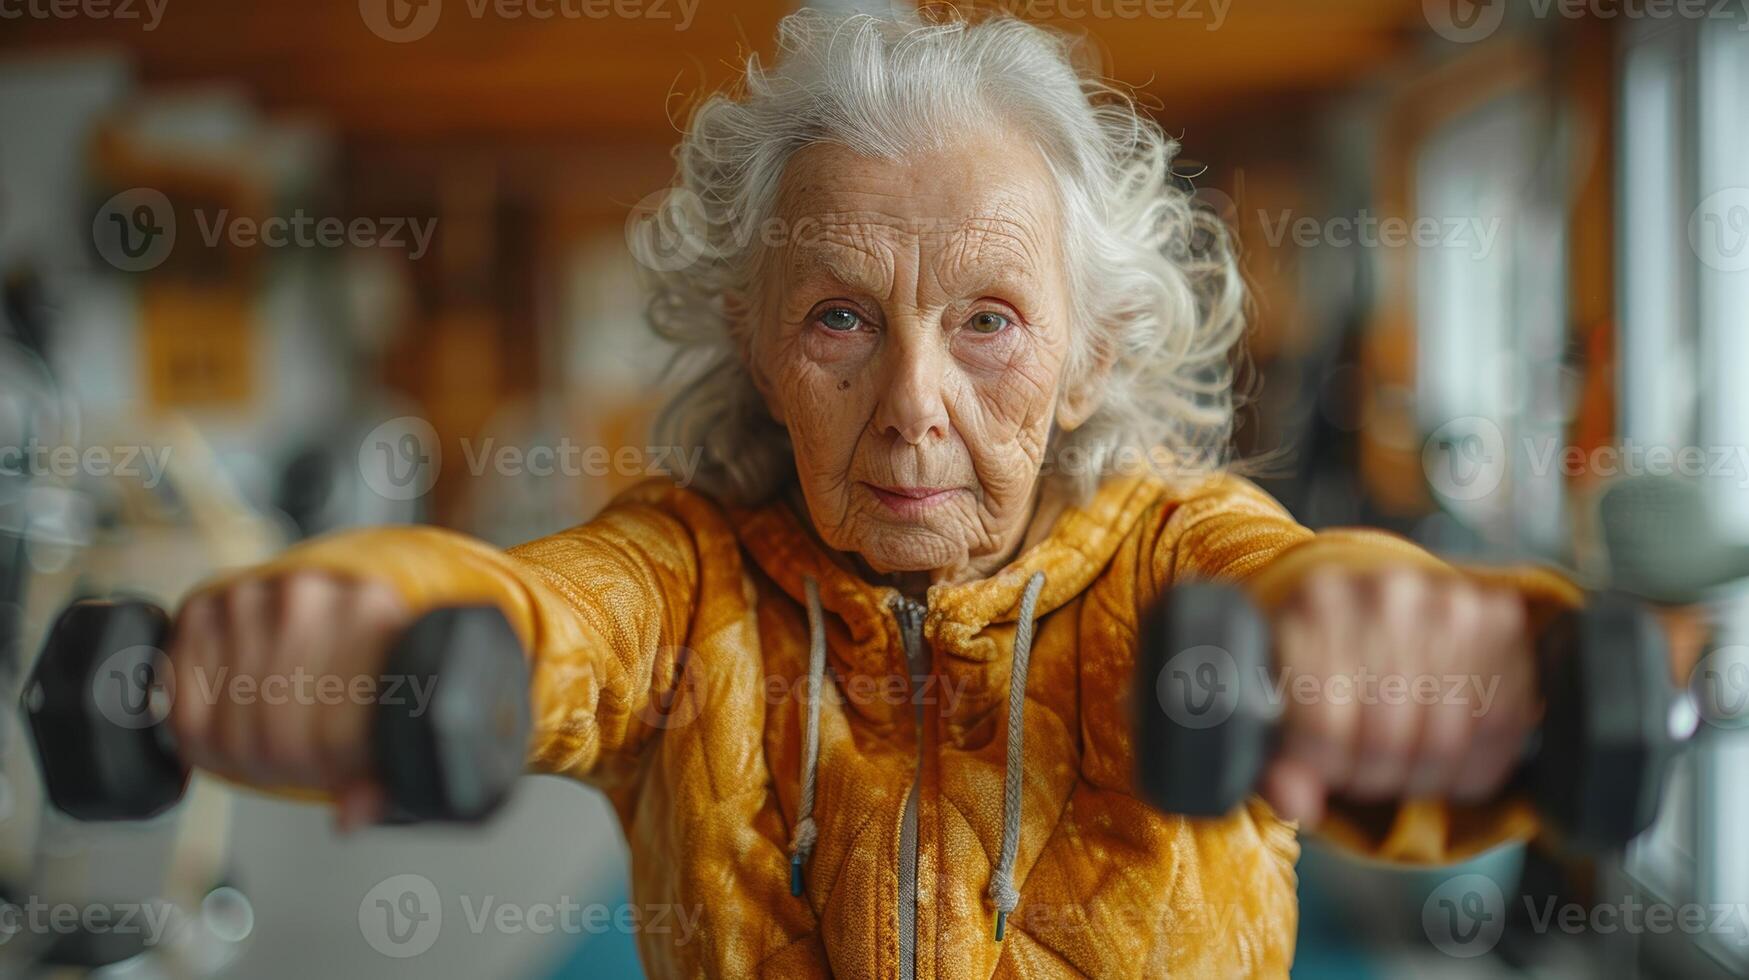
[166,571,413,830]
[1259,567,1537,827]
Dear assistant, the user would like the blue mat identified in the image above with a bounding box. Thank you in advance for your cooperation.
[542,881,646,980]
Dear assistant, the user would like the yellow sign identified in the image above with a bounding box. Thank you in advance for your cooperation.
[141,284,255,410]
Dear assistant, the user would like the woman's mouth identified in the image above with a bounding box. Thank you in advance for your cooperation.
[864,484,961,516]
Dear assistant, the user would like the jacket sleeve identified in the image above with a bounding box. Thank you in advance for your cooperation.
[228,482,702,793]
[1149,473,1581,864]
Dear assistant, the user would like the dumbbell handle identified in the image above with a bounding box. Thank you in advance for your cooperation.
[24,598,532,823]
[1135,584,1682,852]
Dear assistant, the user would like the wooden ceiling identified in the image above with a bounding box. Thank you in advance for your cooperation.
[3,0,1433,144]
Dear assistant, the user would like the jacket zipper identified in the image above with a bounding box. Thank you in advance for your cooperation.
[893,596,927,980]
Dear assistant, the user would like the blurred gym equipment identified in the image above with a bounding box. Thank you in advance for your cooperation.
[0,268,291,976]
[1597,474,1749,606]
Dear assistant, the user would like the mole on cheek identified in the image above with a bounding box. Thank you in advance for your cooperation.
[838,379,851,391]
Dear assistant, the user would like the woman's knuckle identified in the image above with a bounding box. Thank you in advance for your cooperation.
[1444,582,1482,625]
[1490,593,1528,635]
[1293,575,1347,628]
[220,579,261,622]
[272,571,336,623]
[348,577,408,623]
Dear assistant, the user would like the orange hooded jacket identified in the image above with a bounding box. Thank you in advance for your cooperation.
[238,472,1578,978]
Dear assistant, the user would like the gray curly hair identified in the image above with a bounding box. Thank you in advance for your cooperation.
[629,8,1246,505]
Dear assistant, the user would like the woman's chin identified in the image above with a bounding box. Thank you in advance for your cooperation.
[850,529,967,578]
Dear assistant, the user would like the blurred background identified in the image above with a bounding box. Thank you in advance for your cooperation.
[1,0,1747,976]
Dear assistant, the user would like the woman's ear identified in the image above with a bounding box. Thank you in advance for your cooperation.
[725,289,787,426]
[1055,330,1115,431]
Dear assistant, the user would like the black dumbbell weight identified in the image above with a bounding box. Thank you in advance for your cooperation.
[22,598,532,823]
[1134,583,1685,852]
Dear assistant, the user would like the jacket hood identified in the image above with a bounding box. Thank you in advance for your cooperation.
[724,474,1167,677]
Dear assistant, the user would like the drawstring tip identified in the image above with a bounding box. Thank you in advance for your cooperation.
[790,854,804,897]
[994,910,1007,942]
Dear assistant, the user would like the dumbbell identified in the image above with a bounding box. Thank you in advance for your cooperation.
[20,598,532,823]
[1134,583,1688,852]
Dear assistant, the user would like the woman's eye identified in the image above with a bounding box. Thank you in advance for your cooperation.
[818,308,862,332]
[968,311,1011,334]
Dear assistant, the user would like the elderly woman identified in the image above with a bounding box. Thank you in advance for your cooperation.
[166,11,1578,979]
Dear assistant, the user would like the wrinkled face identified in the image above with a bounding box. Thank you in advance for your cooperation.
[746,138,1092,581]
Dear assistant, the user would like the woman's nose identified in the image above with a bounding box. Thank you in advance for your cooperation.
[873,328,950,445]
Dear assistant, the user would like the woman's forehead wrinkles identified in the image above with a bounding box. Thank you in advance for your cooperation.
[788,236,894,297]
[789,192,1047,237]
[935,218,1046,282]
[784,206,1050,289]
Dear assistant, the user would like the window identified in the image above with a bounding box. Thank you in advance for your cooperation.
[1619,13,1749,975]
[1692,9,1749,954]
[1415,90,1570,557]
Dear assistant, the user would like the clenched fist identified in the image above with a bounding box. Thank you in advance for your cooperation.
[1259,567,1537,826]
[166,571,414,829]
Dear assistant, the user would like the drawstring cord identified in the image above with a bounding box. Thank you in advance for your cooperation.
[790,577,827,896]
[990,571,1046,941]
[788,568,1049,942]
